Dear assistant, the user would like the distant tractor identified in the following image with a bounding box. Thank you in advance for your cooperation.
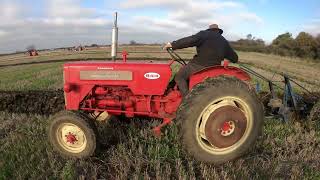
[28,49,38,56]
[26,45,39,56]
[75,45,84,51]
[48,49,264,164]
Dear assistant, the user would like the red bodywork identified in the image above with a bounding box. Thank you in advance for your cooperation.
[63,60,250,122]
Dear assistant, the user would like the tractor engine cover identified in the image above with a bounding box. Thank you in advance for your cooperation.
[63,61,172,110]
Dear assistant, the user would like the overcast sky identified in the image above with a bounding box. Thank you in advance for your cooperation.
[0,0,319,53]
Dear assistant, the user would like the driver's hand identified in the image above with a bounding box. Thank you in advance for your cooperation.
[163,42,172,50]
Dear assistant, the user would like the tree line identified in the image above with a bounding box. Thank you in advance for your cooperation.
[230,32,320,60]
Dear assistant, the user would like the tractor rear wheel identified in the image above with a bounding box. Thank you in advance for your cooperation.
[176,76,264,164]
[48,111,97,158]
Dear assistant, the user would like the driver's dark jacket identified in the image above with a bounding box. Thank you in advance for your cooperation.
[171,29,238,66]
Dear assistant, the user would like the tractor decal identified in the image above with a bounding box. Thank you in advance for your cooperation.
[80,70,132,80]
[144,72,160,80]
[97,67,114,70]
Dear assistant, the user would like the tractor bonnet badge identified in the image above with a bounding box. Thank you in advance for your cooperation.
[144,72,160,80]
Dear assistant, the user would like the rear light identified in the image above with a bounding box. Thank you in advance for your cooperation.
[64,84,72,93]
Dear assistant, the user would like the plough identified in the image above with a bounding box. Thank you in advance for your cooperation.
[240,64,319,121]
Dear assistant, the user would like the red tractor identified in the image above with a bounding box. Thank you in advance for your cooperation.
[49,49,264,164]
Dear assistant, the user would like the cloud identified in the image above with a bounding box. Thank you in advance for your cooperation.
[0,20,112,52]
[0,30,8,37]
[0,0,264,53]
[0,0,112,53]
[37,17,110,27]
[0,1,25,27]
[303,19,320,36]
[238,12,264,25]
[47,0,96,18]
[0,1,20,19]
[120,0,263,41]
[120,0,184,9]
[43,0,110,26]
[120,0,241,9]
[132,16,189,32]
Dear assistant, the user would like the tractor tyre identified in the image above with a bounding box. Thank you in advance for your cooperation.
[176,76,264,164]
[48,111,97,158]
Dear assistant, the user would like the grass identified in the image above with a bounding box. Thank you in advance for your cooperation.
[0,45,319,91]
[238,51,320,88]
[0,45,320,179]
[0,112,320,179]
[0,62,63,91]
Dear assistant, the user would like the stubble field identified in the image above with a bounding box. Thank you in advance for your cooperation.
[0,45,319,179]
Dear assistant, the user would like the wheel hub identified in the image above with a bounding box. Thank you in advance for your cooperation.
[56,123,87,153]
[65,132,78,144]
[204,105,247,148]
[220,121,235,137]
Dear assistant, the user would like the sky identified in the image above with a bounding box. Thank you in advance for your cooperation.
[0,0,319,53]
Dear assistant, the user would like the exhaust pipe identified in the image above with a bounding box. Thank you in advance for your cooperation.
[111,12,118,61]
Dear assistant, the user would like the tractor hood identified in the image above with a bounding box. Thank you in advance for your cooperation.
[63,60,172,95]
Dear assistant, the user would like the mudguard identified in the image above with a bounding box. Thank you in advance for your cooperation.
[189,65,251,90]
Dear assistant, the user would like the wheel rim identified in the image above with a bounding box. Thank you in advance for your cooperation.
[56,123,87,153]
[196,96,253,155]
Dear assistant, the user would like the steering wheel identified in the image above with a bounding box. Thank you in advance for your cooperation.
[166,48,187,66]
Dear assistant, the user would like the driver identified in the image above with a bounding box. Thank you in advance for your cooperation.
[164,24,238,97]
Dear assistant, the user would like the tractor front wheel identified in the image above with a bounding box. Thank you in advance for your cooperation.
[48,111,96,158]
[176,76,264,164]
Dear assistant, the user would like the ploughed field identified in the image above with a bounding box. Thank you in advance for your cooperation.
[0,46,320,179]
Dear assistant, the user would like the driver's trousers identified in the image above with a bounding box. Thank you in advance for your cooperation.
[175,62,205,97]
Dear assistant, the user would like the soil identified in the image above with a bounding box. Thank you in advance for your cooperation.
[0,90,64,115]
[0,89,318,118]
